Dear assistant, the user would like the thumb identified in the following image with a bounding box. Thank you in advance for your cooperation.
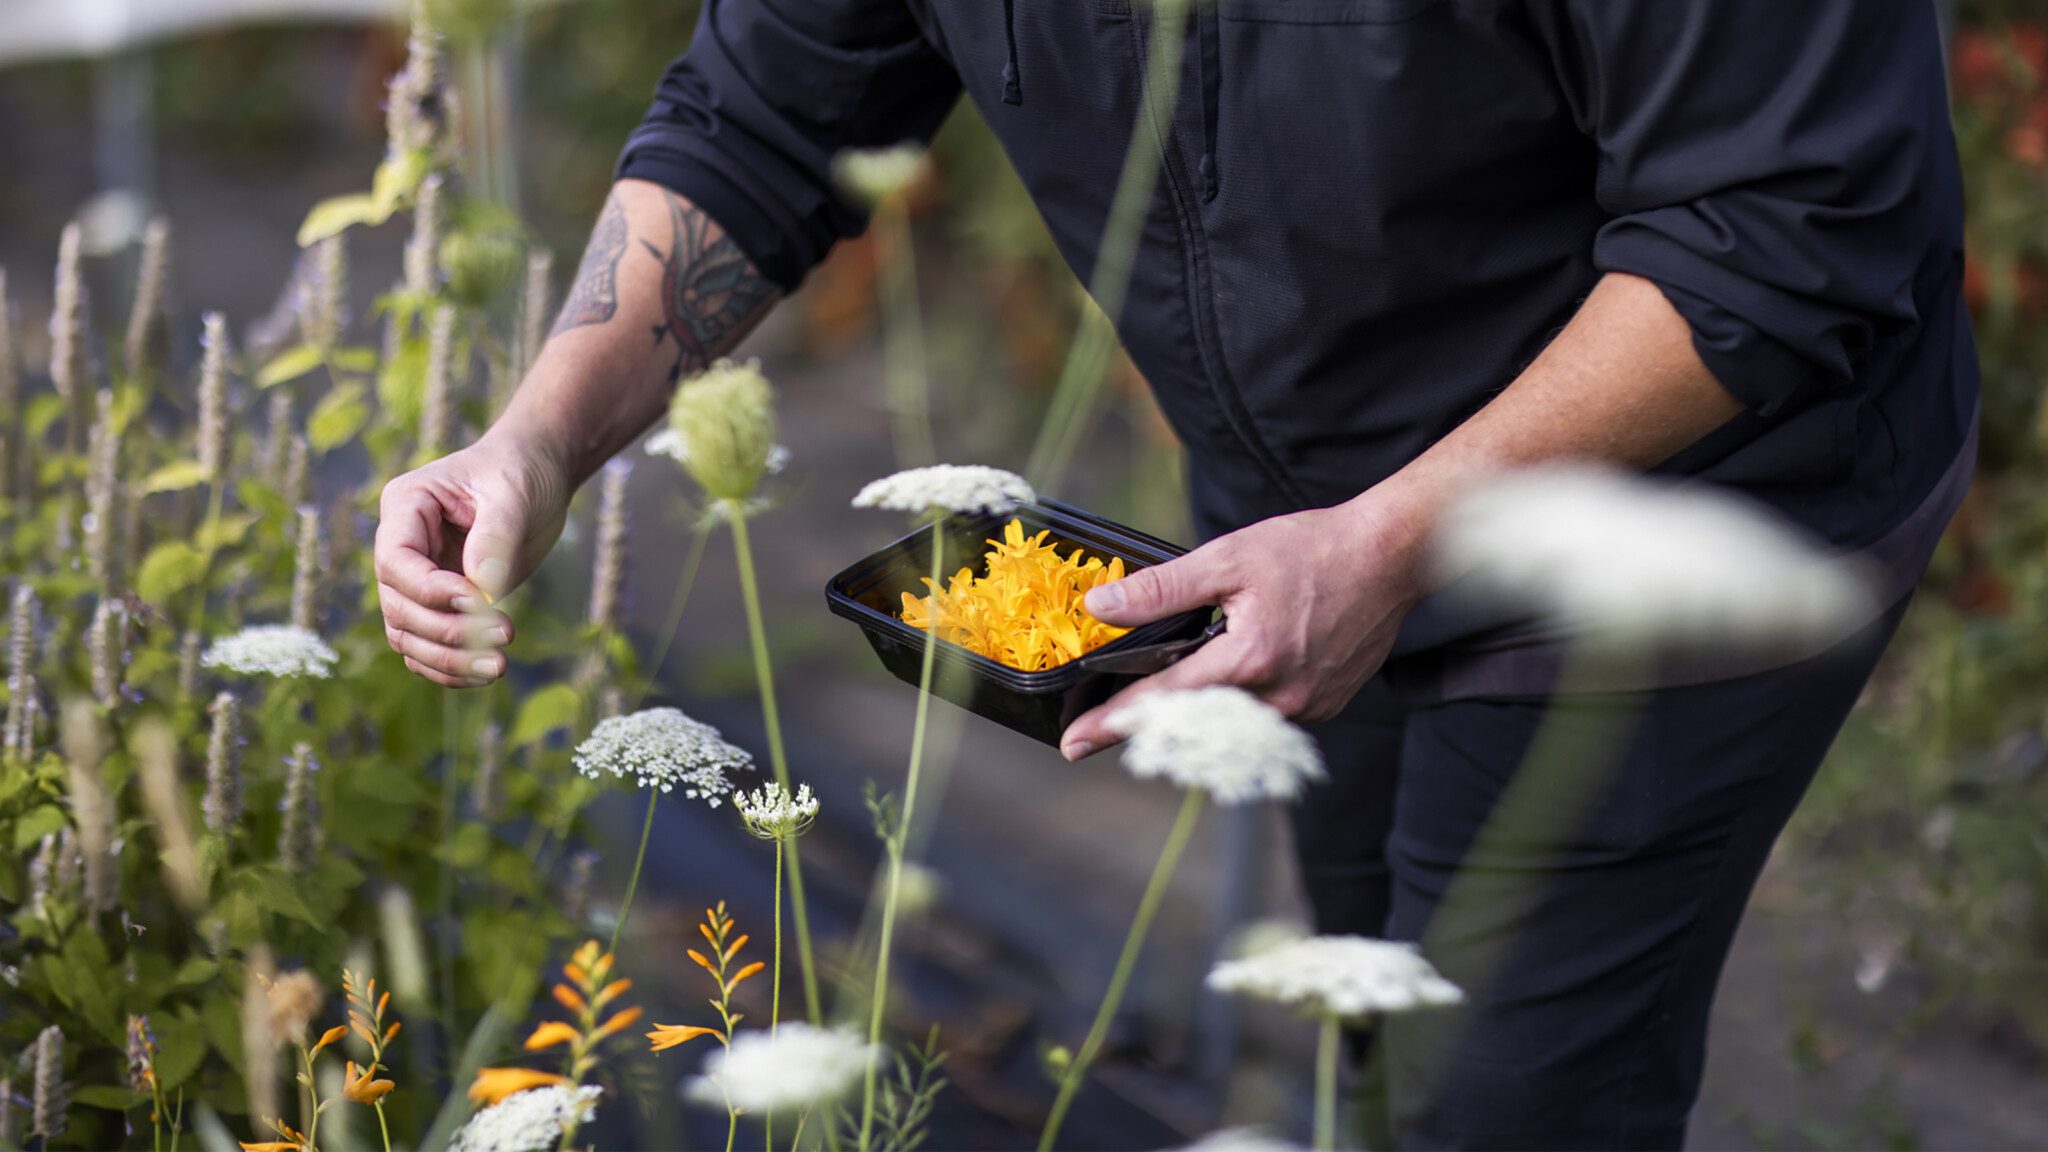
[1084,541,1240,627]
[461,492,530,604]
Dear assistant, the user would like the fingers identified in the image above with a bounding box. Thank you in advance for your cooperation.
[380,586,513,650]
[1059,636,1248,761]
[375,485,485,611]
[461,496,531,604]
[1084,538,1241,628]
[387,623,507,685]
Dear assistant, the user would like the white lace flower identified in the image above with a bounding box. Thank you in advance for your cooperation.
[1178,1129,1307,1152]
[832,144,926,207]
[852,464,1035,517]
[572,708,754,803]
[1107,687,1324,805]
[684,1024,877,1114]
[1206,935,1463,1021]
[736,781,819,839]
[200,625,338,679]
[449,1084,603,1152]
[1434,466,1876,655]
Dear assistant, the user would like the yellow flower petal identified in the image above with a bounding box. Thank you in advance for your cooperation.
[523,1021,582,1051]
[468,1067,573,1105]
[646,1023,723,1052]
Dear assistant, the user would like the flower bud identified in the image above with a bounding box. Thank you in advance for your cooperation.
[666,359,778,503]
[124,217,171,384]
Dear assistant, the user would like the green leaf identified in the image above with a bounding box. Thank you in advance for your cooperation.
[71,1085,138,1111]
[510,684,584,747]
[13,804,67,851]
[238,865,321,926]
[377,334,428,426]
[258,343,326,389]
[297,192,388,247]
[152,1009,209,1090]
[370,149,431,214]
[174,957,221,987]
[24,394,65,441]
[307,382,371,453]
[136,542,209,606]
[195,513,259,552]
[329,345,379,373]
[139,459,214,496]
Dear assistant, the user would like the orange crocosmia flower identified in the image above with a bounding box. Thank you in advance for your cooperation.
[342,1061,396,1105]
[551,983,588,1014]
[239,1144,300,1152]
[311,1025,349,1055]
[647,1023,723,1052]
[589,1006,644,1043]
[592,978,633,1011]
[523,1021,582,1051]
[899,520,1132,672]
[468,1066,573,1105]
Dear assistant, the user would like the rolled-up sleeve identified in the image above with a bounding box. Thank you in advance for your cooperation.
[618,0,961,292]
[1538,0,1951,416]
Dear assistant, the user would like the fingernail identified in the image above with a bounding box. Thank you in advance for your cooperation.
[1062,740,1095,762]
[484,626,510,645]
[1085,585,1122,615]
[452,595,479,613]
[471,656,499,677]
[475,558,509,601]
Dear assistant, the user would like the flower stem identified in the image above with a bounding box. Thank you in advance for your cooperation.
[609,788,660,955]
[728,507,822,1025]
[768,835,783,1152]
[1314,1016,1340,1151]
[1037,786,1206,1152]
[375,1101,392,1152]
[874,194,934,468]
[859,520,943,1152]
[628,522,711,710]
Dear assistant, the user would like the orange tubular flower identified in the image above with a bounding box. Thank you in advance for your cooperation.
[647,1023,723,1052]
[900,520,1131,671]
[468,1066,574,1105]
[342,1061,396,1104]
[588,1006,645,1043]
[523,1021,582,1051]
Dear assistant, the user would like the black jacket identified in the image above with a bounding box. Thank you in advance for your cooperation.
[621,0,1978,689]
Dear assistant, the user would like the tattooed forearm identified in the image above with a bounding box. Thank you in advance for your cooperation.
[552,193,631,336]
[643,192,778,382]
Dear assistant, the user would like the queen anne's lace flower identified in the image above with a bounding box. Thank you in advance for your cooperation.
[833,144,926,207]
[646,428,790,475]
[736,781,819,839]
[1206,935,1463,1020]
[1178,1129,1306,1152]
[449,1084,603,1152]
[572,708,753,802]
[666,360,778,503]
[852,464,1035,517]
[685,1024,876,1113]
[1107,687,1324,805]
[201,625,338,679]
[1434,466,1876,655]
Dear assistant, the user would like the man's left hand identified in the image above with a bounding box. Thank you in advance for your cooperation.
[1059,493,1429,761]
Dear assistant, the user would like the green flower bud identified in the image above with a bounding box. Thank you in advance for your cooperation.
[667,359,778,504]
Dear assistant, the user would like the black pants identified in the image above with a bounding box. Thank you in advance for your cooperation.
[1291,602,1908,1150]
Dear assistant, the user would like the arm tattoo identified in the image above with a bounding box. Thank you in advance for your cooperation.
[643,193,777,382]
[552,194,631,335]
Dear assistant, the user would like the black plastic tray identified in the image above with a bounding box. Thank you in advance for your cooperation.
[826,499,1213,747]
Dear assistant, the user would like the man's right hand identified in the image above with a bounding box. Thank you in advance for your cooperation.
[375,430,572,687]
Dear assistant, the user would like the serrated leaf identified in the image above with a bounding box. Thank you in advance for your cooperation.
[139,459,214,495]
[298,192,388,247]
[239,865,322,926]
[510,684,583,746]
[259,343,326,389]
[136,541,209,605]
[308,382,371,453]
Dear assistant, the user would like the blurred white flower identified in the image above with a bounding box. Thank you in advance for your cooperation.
[1434,466,1875,655]
[736,781,819,839]
[1107,687,1324,805]
[449,1084,603,1152]
[832,144,926,207]
[685,1024,876,1114]
[853,464,1035,517]
[572,707,753,802]
[201,625,338,679]
[1206,935,1463,1020]
[1179,1128,1306,1152]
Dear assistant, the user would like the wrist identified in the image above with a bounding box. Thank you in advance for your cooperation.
[478,408,579,489]
[1340,470,1443,606]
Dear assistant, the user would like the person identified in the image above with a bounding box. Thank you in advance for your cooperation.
[373,1,1977,1146]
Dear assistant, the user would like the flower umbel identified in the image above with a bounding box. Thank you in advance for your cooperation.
[1206,935,1463,1021]
[1108,686,1325,805]
[899,519,1131,670]
[665,359,778,503]
[684,1023,878,1114]
[853,464,1034,517]
[832,144,927,207]
[572,707,753,802]
[202,624,338,679]
[736,781,819,840]
[448,1084,602,1152]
